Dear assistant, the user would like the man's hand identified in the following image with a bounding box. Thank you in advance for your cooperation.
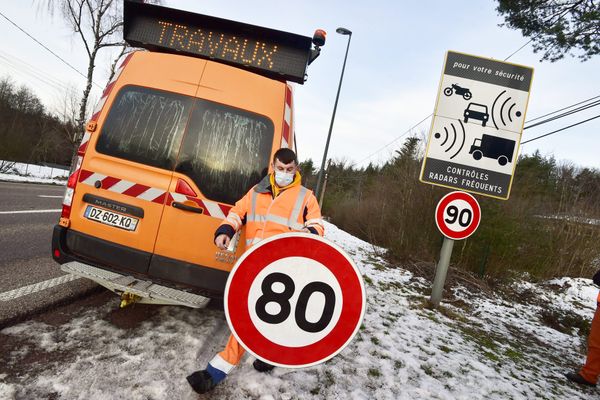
[215,234,231,250]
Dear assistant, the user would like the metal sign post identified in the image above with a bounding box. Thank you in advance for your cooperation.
[431,237,454,307]
[430,191,481,307]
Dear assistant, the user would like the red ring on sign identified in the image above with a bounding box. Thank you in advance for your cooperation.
[227,236,363,366]
[435,191,481,240]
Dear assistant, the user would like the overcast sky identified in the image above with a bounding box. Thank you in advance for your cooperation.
[1,1,599,170]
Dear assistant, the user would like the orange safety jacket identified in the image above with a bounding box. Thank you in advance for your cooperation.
[208,172,324,380]
[215,172,324,247]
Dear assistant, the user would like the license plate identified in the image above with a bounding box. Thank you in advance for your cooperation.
[84,206,139,231]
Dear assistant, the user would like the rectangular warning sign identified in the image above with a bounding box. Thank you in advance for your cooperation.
[420,51,534,200]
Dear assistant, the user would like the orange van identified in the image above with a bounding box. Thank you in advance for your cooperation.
[51,1,325,308]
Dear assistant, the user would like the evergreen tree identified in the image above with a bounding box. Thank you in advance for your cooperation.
[496,0,600,61]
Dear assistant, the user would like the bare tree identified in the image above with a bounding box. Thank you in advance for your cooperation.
[106,44,131,84]
[53,84,81,147]
[42,0,162,143]
[42,0,125,140]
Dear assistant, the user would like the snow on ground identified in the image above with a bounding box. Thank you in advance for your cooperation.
[0,161,67,185]
[0,172,66,185]
[536,214,600,226]
[1,221,599,399]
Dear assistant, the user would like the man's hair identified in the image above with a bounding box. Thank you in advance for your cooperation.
[273,148,297,165]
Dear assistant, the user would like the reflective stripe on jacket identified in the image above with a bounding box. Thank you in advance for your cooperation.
[217,173,324,247]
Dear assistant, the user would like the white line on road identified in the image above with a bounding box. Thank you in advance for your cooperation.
[38,195,63,198]
[0,274,81,301]
[0,209,61,214]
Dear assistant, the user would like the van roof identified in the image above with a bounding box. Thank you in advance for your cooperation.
[118,51,287,115]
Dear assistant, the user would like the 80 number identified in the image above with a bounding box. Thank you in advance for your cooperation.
[255,273,335,333]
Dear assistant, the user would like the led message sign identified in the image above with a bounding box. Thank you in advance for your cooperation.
[124,1,313,84]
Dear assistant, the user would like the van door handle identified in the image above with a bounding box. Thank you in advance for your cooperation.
[172,201,204,214]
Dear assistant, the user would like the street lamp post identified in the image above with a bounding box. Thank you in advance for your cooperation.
[315,27,352,200]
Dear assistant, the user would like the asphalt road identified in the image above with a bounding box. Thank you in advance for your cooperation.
[0,181,98,328]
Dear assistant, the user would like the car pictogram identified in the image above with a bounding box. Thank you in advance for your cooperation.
[463,102,489,127]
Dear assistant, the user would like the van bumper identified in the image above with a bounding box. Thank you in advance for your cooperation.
[51,225,229,299]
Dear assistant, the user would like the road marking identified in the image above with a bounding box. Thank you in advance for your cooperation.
[0,274,81,301]
[38,195,63,198]
[0,209,61,214]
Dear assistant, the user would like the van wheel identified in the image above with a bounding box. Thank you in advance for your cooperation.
[498,156,508,166]
[472,150,483,160]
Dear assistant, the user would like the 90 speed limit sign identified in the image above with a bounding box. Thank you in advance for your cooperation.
[435,191,481,240]
[224,233,366,368]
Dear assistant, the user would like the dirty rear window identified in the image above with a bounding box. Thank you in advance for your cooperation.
[176,100,274,205]
[96,85,274,205]
[96,86,192,170]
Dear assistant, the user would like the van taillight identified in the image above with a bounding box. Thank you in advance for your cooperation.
[61,155,83,219]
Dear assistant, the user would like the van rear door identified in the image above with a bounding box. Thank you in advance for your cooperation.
[150,61,284,294]
[68,53,203,276]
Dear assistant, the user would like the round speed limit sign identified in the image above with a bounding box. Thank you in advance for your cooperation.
[224,233,366,368]
[435,191,481,240]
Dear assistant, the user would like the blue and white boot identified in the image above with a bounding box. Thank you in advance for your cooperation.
[187,354,235,394]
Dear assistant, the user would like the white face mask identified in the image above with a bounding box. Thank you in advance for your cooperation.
[274,171,294,187]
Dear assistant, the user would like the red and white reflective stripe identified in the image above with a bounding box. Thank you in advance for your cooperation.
[79,170,166,205]
[170,192,229,219]
[78,169,231,218]
[78,131,92,154]
[281,84,293,148]
[90,53,134,122]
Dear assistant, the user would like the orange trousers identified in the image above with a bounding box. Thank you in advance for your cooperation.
[206,334,244,382]
[580,300,600,384]
[218,334,245,366]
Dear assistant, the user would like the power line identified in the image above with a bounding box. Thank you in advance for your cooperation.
[0,57,67,93]
[350,113,432,168]
[351,38,535,168]
[0,50,73,92]
[521,114,600,144]
[0,10,102,89]
[351,95,599,169]
[525,94,600,124]
[524,99,600,130]
[338,6,589,169]
[504,38,534,61]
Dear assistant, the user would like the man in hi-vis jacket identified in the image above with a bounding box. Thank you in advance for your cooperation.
[566,269,600,387]
[187,148,324,394]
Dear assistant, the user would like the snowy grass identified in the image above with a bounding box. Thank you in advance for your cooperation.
[1,221,598,399]
[0,160,68,185]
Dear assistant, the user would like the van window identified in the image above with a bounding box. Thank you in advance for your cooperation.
[96,86,192,170]
[176,99,274,205]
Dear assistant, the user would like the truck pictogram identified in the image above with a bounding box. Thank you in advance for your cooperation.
[469,134,515,166]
